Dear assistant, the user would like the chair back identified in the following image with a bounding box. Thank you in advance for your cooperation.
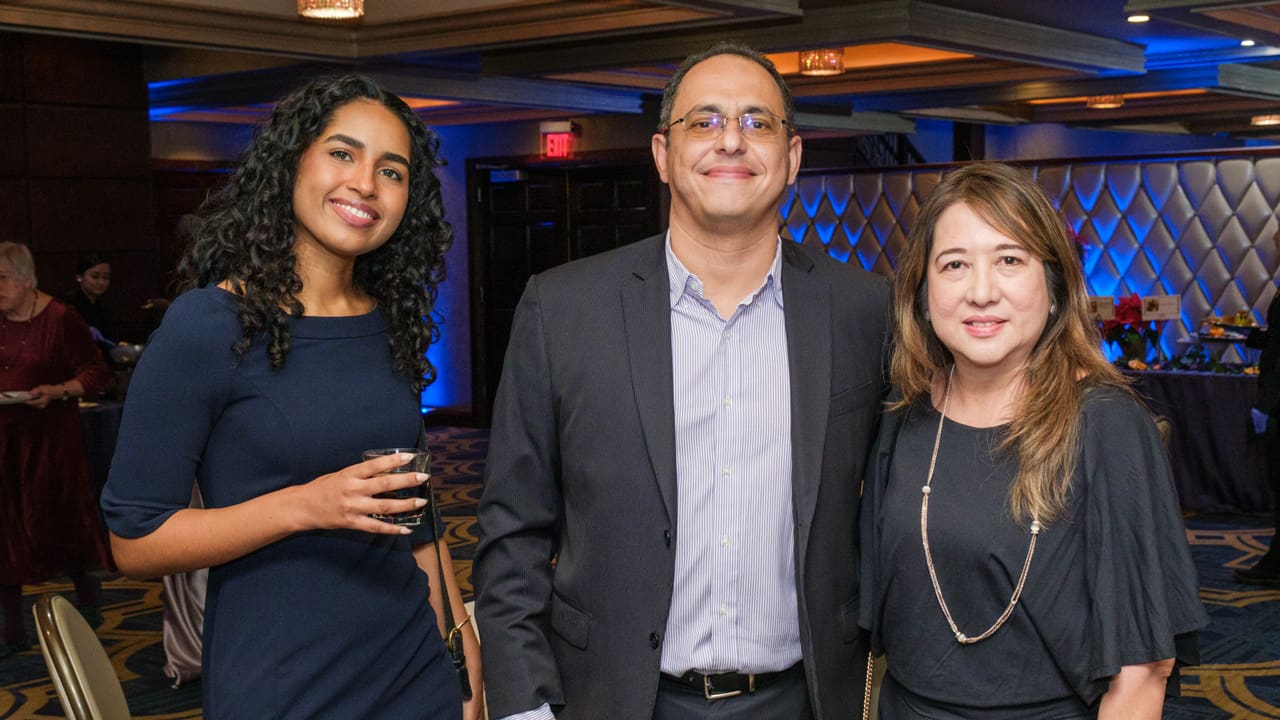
[32,594,132,720]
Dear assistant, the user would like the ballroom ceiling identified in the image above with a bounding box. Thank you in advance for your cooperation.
[2,0,1280,140]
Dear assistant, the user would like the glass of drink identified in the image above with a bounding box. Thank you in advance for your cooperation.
[362,448,430,526]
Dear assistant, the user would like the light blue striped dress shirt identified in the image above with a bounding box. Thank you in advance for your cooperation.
[660,236,799,676]
[499,237,798,720]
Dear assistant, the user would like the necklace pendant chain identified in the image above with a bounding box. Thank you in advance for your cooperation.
[920,365,1041,646]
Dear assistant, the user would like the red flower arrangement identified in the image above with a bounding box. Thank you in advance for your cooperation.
[1099,293,1162,362]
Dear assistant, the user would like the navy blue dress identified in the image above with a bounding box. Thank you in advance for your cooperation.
[102,287,461,719]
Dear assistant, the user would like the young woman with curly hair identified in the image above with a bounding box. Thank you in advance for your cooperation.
[102,75,479,718]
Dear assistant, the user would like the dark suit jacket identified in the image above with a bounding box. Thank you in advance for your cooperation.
[474,234,890,720]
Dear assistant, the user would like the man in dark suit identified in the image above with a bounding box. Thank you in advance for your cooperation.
[1240,227,1280,586]
[474,41,889,720]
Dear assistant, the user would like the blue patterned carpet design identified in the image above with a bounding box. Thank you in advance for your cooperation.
[1177,517,1280,717]
[0,427,1276,718]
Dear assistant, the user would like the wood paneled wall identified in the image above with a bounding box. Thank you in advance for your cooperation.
[151,161,233,294]
[0,31,160,341]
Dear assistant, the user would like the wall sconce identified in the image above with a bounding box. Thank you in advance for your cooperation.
[1086,95,1125,109]
[799,48,845,77]
[297,0,363,19]
[1251,114,1280,126]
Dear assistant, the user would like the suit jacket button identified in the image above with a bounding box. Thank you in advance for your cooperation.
[649,632,660,649]
[663,530,672,546]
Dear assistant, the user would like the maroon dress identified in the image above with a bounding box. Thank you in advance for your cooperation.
[0,298,113,584]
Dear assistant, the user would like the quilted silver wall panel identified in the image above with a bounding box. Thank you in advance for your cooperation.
[781,156,1280,363]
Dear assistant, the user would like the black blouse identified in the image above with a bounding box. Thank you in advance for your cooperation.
[63,287,114,342]
[859,385,1207,715]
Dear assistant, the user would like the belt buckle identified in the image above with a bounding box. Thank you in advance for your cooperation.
[703,673,748,700]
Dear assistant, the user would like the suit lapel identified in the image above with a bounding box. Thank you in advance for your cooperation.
[782,242,831,547]
[621,237,678,526]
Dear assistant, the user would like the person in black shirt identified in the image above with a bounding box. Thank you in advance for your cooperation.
[860,163,1206,718]
[1239,228,1280,586]
[63,253,114,344]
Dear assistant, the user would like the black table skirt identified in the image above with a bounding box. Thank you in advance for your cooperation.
[1128,371,1271,513]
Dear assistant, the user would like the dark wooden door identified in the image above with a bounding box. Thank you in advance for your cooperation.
[470,157,661,423]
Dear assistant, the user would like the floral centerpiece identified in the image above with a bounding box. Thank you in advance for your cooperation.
[1099,293,1162,365]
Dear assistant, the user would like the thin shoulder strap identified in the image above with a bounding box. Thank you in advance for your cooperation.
[419,421,457,634]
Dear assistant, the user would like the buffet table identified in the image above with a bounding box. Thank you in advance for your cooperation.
[1127,371,1271,513]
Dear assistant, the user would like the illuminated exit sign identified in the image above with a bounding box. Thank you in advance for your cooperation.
[543,132,574,158]
[539,120,577,159]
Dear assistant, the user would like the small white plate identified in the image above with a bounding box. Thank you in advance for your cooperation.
[0,391,34,405]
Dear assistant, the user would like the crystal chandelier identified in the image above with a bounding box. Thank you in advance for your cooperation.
[297,0,363,20]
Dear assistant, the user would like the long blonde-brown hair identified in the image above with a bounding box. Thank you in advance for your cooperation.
[891,163,1128,525]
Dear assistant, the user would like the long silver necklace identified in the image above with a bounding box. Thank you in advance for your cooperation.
[920,365,1041,645]
[0,292,36,371]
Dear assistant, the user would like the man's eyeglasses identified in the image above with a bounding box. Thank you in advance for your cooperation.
[662,111,790,140]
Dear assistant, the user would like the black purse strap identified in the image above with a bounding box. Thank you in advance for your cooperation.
[418,422,458,635]
[420,422,474,702]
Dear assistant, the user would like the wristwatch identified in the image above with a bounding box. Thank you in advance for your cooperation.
[61,385,70,401]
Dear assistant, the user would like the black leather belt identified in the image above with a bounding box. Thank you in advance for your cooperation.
[660,663,803,700]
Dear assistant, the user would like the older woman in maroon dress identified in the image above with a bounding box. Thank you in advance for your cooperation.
[0,241,113,658]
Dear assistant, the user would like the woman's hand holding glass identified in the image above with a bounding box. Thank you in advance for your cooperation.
[295,451,428,535]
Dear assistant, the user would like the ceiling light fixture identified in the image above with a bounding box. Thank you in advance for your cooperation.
[1086,95,1125,109]
[1252,114,1280,126]
[1241,39,1256,47]
[297,0,363,19]
[798,48,845,77]
[1127,14,1150,23]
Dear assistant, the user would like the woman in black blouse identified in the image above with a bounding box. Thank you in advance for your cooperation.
[63,253,114,344]
[860,163,1206,718]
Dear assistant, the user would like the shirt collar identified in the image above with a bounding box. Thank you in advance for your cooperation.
[664,232,785,310]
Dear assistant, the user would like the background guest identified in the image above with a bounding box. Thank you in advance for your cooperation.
[860,163,1206,718]
[0,241,113,659]
[1240,227,1280,586]
[63,253,115,346]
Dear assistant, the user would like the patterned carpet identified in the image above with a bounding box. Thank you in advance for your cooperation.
[1178,516,1280,718]
[1,427,1277,718]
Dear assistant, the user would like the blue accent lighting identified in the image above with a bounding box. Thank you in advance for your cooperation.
[814,219,836,245]
[800,190,822,217]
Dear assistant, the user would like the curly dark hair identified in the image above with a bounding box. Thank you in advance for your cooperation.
[177,74,451,391]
